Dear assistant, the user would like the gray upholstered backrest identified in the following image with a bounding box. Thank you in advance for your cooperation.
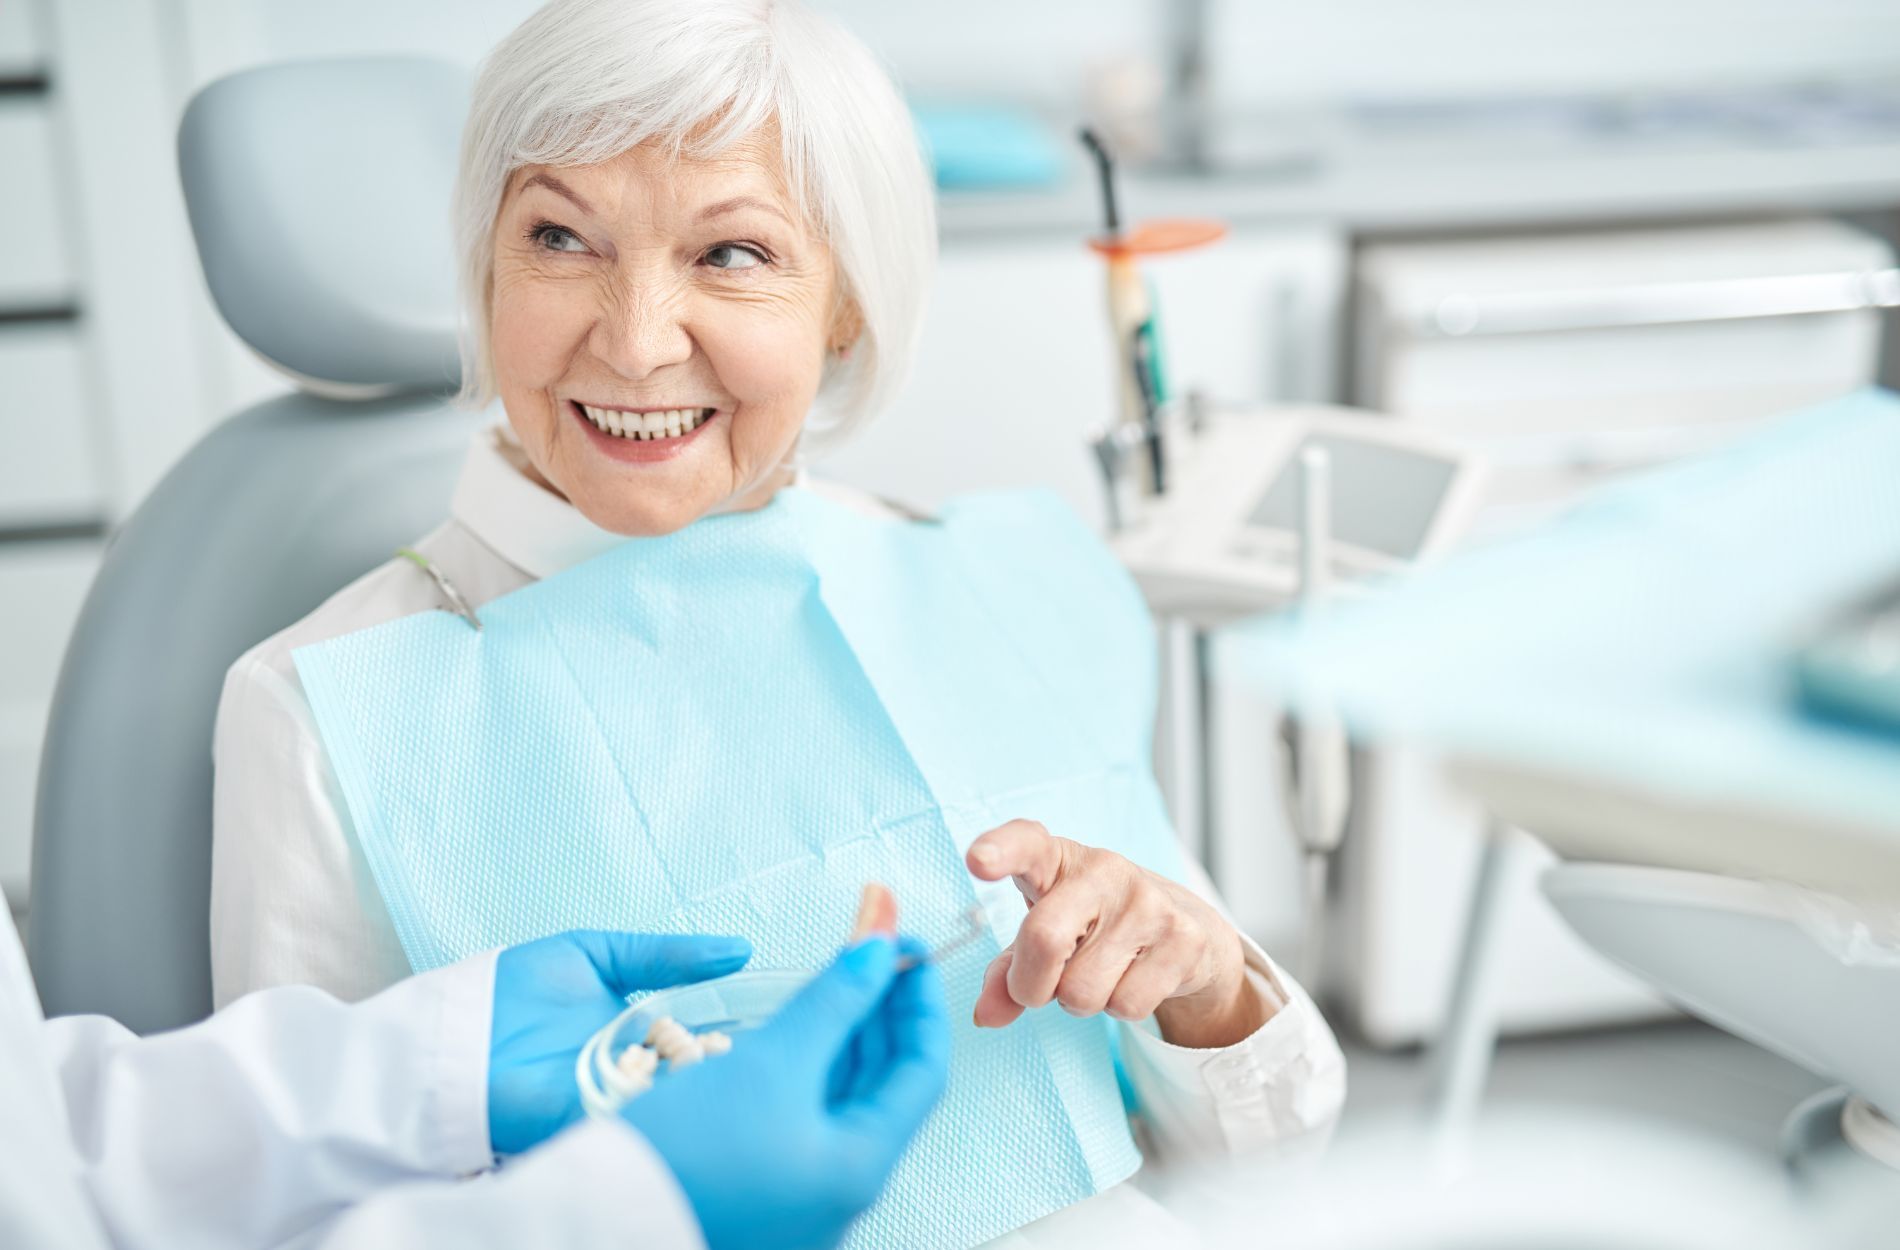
[28,58,477,1032]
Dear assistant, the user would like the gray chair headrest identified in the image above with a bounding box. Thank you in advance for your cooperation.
[178,57,468,397]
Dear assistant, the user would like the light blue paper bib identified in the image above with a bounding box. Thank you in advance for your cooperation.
[294,488,1186,1249]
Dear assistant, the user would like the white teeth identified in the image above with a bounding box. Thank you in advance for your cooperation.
[578,403,714,439]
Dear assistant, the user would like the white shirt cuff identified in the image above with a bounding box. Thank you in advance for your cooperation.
[1117,936,1347,1155]
[407,949,501,1178]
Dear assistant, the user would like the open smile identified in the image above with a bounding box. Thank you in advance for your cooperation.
[567,400,722,464]
[572,402,718,441]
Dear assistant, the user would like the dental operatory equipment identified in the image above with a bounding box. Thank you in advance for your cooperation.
[1109,404,1485,625]
[1228,386,1900,1172]
[1077,127,1223,519]
[1290,446,1351,984]
[1098,400,1482,975]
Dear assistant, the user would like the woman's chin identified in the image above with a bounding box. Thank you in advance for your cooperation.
[576,493,710,538]
[542,450,719,537]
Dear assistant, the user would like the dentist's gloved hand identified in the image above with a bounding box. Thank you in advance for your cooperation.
[623,935,950,1250]
[489,930,752,1155]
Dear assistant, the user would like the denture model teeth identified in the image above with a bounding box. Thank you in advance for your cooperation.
[644,1016,699,1064]
[611,1040,660,1096]
[610,1016,735,1104]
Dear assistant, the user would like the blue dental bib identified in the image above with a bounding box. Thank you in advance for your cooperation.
[294,487,1185,1249]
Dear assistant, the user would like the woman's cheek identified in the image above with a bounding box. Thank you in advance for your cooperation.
[703,318,826,446]
[492,282,587,388]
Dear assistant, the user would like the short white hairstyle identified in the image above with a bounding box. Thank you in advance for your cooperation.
[453,0,936,451]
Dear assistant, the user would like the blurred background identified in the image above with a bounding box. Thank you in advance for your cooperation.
[5,0,1899,1152]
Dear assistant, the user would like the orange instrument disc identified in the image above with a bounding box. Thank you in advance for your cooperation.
[1086,218,1227,258]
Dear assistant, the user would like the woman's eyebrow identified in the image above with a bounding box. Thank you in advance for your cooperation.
[521,172,597,216]
[697,195,792,226]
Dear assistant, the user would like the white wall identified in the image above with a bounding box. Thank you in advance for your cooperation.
[1211,0,1900,104]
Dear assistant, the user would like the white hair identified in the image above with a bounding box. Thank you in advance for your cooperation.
[453,0,936,452]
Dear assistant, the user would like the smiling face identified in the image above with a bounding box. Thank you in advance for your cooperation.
[486,133,857,535]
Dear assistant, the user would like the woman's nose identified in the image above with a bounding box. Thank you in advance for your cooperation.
[592,283,694,379]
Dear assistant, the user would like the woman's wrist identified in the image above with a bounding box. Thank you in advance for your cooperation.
[1151,937,1275,1050]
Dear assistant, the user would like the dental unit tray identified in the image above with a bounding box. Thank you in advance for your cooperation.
[1111,404,1486,626]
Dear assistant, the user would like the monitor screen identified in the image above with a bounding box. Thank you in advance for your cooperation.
[1246,434,1459,560]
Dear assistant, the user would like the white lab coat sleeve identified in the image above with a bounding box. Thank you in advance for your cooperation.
[210,651,413,1007]
[1114,858,1347,1160]
[41,951,498,1250]
[298,1118,704,1250]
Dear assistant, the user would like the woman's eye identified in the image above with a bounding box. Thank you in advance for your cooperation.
[704,243,768,271]
[532,224,589,254]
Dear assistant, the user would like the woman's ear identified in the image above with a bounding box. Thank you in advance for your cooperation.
[829,297,865,358]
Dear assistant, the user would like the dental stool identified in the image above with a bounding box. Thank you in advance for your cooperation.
[28,58,477,1033]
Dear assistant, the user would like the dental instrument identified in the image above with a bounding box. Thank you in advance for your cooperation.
[896,904,987,973]
[1077,127,1223,509]
[1290,446,1351,986]
[851,883,985,972]
[586,899,984,1112]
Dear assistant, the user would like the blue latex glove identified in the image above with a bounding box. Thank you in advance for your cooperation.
[623,935,950,1250]
[489,930,752,1156]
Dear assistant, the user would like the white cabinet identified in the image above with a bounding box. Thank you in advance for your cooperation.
[0,541,101,907]
[0,327,106,524]
[1316,216,1896,1043]
[1356,217,1895,535]
[0,99,76,308]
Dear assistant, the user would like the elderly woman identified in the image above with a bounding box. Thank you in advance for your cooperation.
[211,0,1343,1244]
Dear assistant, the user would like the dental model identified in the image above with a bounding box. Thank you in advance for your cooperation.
[611,1039,659,1095]
[608,885,893,1104]
[851,882,898,941]
[645,1016,699,1064]
[613,1017,735,1095]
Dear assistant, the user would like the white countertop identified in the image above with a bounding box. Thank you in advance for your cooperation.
[938,129,1900,240]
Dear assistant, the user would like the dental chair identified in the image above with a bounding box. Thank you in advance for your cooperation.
[27,58,478,1033]
[1509,789,1900,1173]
